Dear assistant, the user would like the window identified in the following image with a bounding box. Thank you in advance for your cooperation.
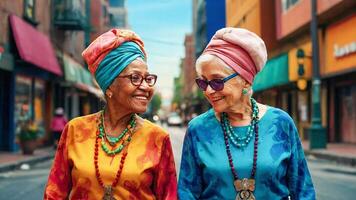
[281,0,300,12]
[15,75,32,136]
[24,0,36,22]
[34,78,46,136]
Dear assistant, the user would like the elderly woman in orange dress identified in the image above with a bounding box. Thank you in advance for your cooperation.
[44,29,177,200]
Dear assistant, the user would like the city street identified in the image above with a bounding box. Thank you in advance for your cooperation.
[0,125,356,199]
[0,1,355,199]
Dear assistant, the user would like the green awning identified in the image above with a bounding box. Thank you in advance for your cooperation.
[78,66,94,87]
[63,54,82,83]
[61,53,101,96]
[63,54,93,86]
[252,53,289,92]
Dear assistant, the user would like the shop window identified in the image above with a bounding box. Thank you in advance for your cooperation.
[15,75,32,136]
[34,78,46,136]
[15,76,47,138]
[281,0,300,12]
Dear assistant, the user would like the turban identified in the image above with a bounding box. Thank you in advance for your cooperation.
[82,29,146,92]
[202,27,267,84]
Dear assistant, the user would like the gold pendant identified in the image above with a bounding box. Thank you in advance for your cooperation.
[236,190,256,200]
[103,185,116,200]
[234,178,256,200]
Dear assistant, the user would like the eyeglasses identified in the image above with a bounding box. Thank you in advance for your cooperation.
[195,73,238,91]
[117,73,157,87]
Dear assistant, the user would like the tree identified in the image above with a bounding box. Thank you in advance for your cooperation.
[150,93,162,114]
[172,77,183,107]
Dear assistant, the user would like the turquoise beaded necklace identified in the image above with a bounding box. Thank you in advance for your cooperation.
[101,111,135,146]
[98,110,136,156]
[221,98,259,149]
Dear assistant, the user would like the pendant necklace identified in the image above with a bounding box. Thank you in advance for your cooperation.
[220,98,259,200]
[94,111,136,200]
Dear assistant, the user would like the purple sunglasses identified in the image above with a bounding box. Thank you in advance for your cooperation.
[195,73,238,91]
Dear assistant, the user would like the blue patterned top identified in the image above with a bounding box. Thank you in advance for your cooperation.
[178,107,315,200]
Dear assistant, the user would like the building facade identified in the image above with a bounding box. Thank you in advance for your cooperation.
[224,0,356,143]
[0,0,64,151]
[194,0,226,57]
[181,34,198,122]
[108,0,128,29]
[0,0,125,152]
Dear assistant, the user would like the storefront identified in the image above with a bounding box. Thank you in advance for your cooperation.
[323,14,356,143]
[0,46,15,151]
[62,53,102,119]
[253,53,290,109]
[14,76,48,138]
[287,41,314,139]
[253,50,319,139]
[6,14,63,151]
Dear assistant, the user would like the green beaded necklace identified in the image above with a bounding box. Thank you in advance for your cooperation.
[221,98,259,149]
[100,111,135,146]
[98,110,136,156]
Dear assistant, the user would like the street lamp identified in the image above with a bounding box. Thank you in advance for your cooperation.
[307,0,327,149]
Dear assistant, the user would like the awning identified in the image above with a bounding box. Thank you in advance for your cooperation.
[62,54,102,97]
[252,53,289,92]
[9,14,62,76]
[63,54,83,83]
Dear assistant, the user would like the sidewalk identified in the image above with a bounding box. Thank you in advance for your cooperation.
[302,141,356,167]
[0,147,55,173]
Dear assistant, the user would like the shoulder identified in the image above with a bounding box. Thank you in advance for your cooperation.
[266,106,295,124]
[261,106,298,134]
[67,112,100,129]
[139,119,169,139]
[186,109,221,142]
[188,108,216,130]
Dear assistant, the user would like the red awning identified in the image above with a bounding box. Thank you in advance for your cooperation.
[9,14,62,76]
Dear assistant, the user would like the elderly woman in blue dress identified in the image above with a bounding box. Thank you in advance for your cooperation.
[178,27,315,200]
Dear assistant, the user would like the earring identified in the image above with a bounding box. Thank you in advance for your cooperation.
[106,91,113,98]
[242,88,249,95]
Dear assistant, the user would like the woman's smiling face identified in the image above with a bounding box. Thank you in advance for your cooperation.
[107,58,155,114]
[196,55,244,113]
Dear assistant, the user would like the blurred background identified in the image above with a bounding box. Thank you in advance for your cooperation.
[0,0,355,199]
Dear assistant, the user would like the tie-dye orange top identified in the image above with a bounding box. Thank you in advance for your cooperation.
[44,112,177,200]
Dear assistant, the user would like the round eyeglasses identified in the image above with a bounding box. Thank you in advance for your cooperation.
[195,73,238,91]
[117,73,157,87]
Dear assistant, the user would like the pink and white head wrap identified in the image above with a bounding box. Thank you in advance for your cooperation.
[202,27,267,84]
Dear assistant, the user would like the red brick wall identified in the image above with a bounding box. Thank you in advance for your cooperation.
[0,0,23,45]
[260,0,277,52]
[183,34,196,95]
[35,0,51,35]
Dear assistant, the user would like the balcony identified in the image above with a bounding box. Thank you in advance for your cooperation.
[53,0,86,30]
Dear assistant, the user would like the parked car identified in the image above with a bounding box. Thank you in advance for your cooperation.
[167,112,183,126]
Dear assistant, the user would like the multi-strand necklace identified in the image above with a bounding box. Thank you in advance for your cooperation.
[98,111,136,156]
[94,110,137,200]
[220,98,259,200]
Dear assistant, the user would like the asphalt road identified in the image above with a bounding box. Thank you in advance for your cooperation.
[0,125,355,199]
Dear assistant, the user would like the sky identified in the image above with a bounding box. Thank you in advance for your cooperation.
[127,0,192,106]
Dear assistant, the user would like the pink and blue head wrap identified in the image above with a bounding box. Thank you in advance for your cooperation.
[82,29,146,92]
[202,27,267,84]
